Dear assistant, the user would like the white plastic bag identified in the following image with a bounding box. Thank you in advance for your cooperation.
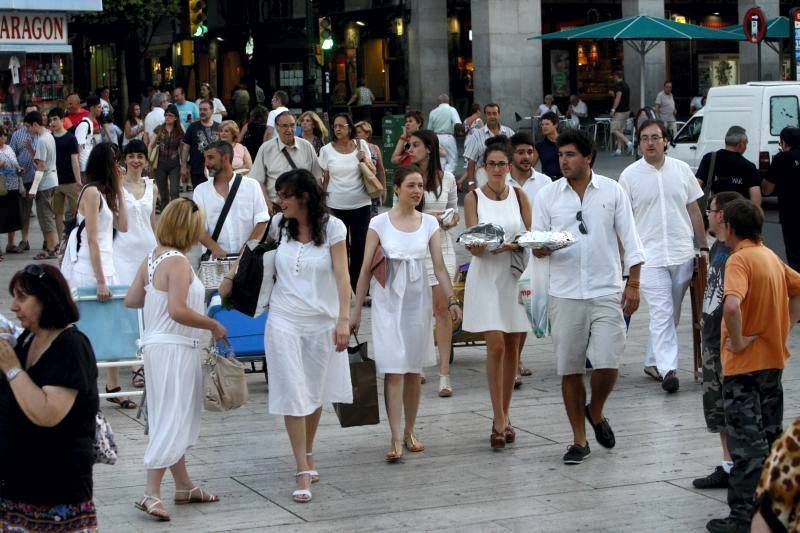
[517,254,550,338]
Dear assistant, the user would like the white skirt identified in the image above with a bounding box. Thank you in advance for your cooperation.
[265,313,353,416]
[142,343,203,469]
[64,269,119,290]
[424,228,457,286]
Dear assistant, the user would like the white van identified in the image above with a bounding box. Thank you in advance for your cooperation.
[670,82,800,174]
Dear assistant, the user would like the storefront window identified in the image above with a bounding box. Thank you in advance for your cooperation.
[0,52,72,125]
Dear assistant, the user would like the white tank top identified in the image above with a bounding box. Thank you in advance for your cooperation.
[75,191,115,277]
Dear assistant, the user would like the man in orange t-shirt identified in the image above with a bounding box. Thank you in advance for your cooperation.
[706,198,800,533]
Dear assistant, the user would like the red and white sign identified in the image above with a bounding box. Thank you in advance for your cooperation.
[0,12,68,45]
[743,7,767,44]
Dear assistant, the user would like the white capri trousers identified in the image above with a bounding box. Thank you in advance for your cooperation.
[641,257,694,375]
[437,133,458,174]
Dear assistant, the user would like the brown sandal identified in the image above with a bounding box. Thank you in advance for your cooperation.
[385,441,403,463]
[504,425,516,444]
[490,426,506,449]
[403,434,425,453]
[105,386,137,409]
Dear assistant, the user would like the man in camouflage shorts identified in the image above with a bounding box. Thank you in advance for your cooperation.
[693,192,741,490]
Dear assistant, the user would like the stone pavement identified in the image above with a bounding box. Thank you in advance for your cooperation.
[0,152,796,532]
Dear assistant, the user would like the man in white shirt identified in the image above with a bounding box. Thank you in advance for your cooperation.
[193,140,269,259]
[144,92,169,140]
[427,94,462,173]
[460,102,514,190]
[26,111,60,255]
[249,110,322,214]
[265,90,289,141]
[619,119,708,393]
[74,96,102,176]
[654,81,677,137]
[533,129,645,465]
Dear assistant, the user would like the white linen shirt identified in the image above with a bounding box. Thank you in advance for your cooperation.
[506,170,551,205]
[427,103,462,135]
[618,156,704,268]
[249,136,323,202]
[533,172,645,300]
[463,124,515,166]
[192,174,270,254]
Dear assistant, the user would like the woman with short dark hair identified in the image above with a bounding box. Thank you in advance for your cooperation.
[0,263,100,532]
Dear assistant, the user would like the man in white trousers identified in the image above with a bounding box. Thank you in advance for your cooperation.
[427,94,461,174]
[619,119,708,393]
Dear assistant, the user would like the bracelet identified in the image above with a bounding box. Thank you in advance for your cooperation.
[448,302,461,309]
[626,280,640,289]
[223,276,234,281]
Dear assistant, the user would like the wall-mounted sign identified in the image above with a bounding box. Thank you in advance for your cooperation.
[0,12,67,44]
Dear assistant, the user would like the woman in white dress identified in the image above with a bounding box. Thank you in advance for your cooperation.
[462,139,531,450]
[351,165,462,462]
[61,142,135,408]
[125,198,226,522]
[222,169,352,504]
[113,140,157,285]
[407,130,460,397]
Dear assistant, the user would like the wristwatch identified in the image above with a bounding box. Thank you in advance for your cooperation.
[5,367,23,382]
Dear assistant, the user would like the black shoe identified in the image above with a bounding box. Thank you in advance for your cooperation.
[692,465,729,489]
[706,517,749,533]
[562,442,591,465]
[585,405,616,449]
[662,370,679,393]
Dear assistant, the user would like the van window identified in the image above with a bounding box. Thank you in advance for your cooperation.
[674,116,702,144]
[770,96,800,136]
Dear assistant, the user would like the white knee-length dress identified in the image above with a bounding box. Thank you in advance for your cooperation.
[62,191,118,288]
[139,250,205,469]
[265,214,353,416]
[113,179,157,285]
[462,189,530,333]
[370,212,439,374]
[422,171,458,285]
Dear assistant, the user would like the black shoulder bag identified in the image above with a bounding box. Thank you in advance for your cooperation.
[200,174,243,261]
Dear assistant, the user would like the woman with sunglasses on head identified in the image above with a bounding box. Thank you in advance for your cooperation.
[221,169,352,504]
[407,130,460,397]
[125,198,226,521]
[61,142,134,409]
[319,112,376,293]
[462,137,531,449]
[351,165,462,463]
[196,82,227,123]
[0,264,100,532]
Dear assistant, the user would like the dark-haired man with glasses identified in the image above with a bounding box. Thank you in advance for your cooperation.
[533,129,644,465]
[619,119,708,394]
[249,110,322,214]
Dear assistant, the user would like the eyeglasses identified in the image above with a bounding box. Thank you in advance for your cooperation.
[276,191,294,201]
[639,135,664,144]
[576,210,588,234]
[485,161,508,169]
[24,264,46,279]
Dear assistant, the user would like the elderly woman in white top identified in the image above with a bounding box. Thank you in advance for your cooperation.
[407,130,459,397]
[319,112,376,292]
[220,169,351,504]
[351,165,462,463]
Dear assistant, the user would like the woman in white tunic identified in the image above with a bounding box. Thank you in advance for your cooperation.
[113,140,157,285]
[222,169,351,504]
[351,165,462,463]
[60,142,135,408]
[125,198,227,522]
[408,130,460,397]
[462,139,531,450]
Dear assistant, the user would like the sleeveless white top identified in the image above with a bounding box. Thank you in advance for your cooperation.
[74,192,115,277]
[114,179,157,285]
[143,250,205,341]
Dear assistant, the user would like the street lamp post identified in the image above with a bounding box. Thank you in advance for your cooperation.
[304,0,317,109]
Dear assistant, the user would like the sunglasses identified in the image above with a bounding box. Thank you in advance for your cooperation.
[576,210,588,235]
[24,264,47,279]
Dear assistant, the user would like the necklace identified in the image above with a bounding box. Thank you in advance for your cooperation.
[486,182,507,200]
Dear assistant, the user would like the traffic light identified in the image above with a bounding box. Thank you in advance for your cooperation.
[319,17,333,50]
[188,0,207,37]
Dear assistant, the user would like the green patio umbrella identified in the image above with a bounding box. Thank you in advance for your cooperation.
[718,16,790,40]
[528,15,743,108]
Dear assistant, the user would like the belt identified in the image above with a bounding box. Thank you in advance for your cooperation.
[138,333,200,349]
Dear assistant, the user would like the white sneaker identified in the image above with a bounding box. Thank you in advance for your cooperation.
[438,375,452,397]
[626,140,634,154]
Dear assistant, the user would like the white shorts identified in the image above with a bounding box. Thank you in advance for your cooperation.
[549,293,626,375]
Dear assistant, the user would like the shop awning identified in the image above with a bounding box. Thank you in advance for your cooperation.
[528,16,742,107]
[0,0,102,11]
[0,42,71,53]
[718,16,790,40]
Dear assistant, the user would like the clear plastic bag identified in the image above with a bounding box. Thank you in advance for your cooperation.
[0,313,23,348]
[517,256,550,338]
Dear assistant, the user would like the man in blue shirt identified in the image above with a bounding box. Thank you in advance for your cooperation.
[172,86,199,130]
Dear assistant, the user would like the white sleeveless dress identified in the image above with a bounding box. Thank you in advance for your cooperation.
[139,250,205,469]
[62,191,118,289]
[113,179,157,285]
[370,212,439,374]
[462,189,530,333]
[422,171,458,285]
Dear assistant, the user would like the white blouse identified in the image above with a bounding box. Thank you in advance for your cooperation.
[319,140,372,210]
[268,214,347,323]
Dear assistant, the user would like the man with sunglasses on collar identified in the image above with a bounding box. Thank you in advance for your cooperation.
[619,119,708,394]
[532,129,644,465]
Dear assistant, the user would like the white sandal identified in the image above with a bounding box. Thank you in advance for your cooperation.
[438,374,452,397]
[134,494,171,521]
[293,471,313,503]
[305,453,320,483]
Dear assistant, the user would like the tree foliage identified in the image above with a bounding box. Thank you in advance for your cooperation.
[74,0,180,30]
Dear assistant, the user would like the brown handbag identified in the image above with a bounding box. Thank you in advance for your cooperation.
[355,140,385,199]
[370,245,387,287]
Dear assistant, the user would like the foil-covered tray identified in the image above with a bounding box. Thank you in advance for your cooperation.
[517,230,577,251]
[456,223,505,251]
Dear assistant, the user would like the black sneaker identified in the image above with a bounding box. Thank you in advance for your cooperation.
[563,443,591,465]
[662,370,680,393]
[585,405,616,449]
[706,516,750,533]
[692,465,729,489]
